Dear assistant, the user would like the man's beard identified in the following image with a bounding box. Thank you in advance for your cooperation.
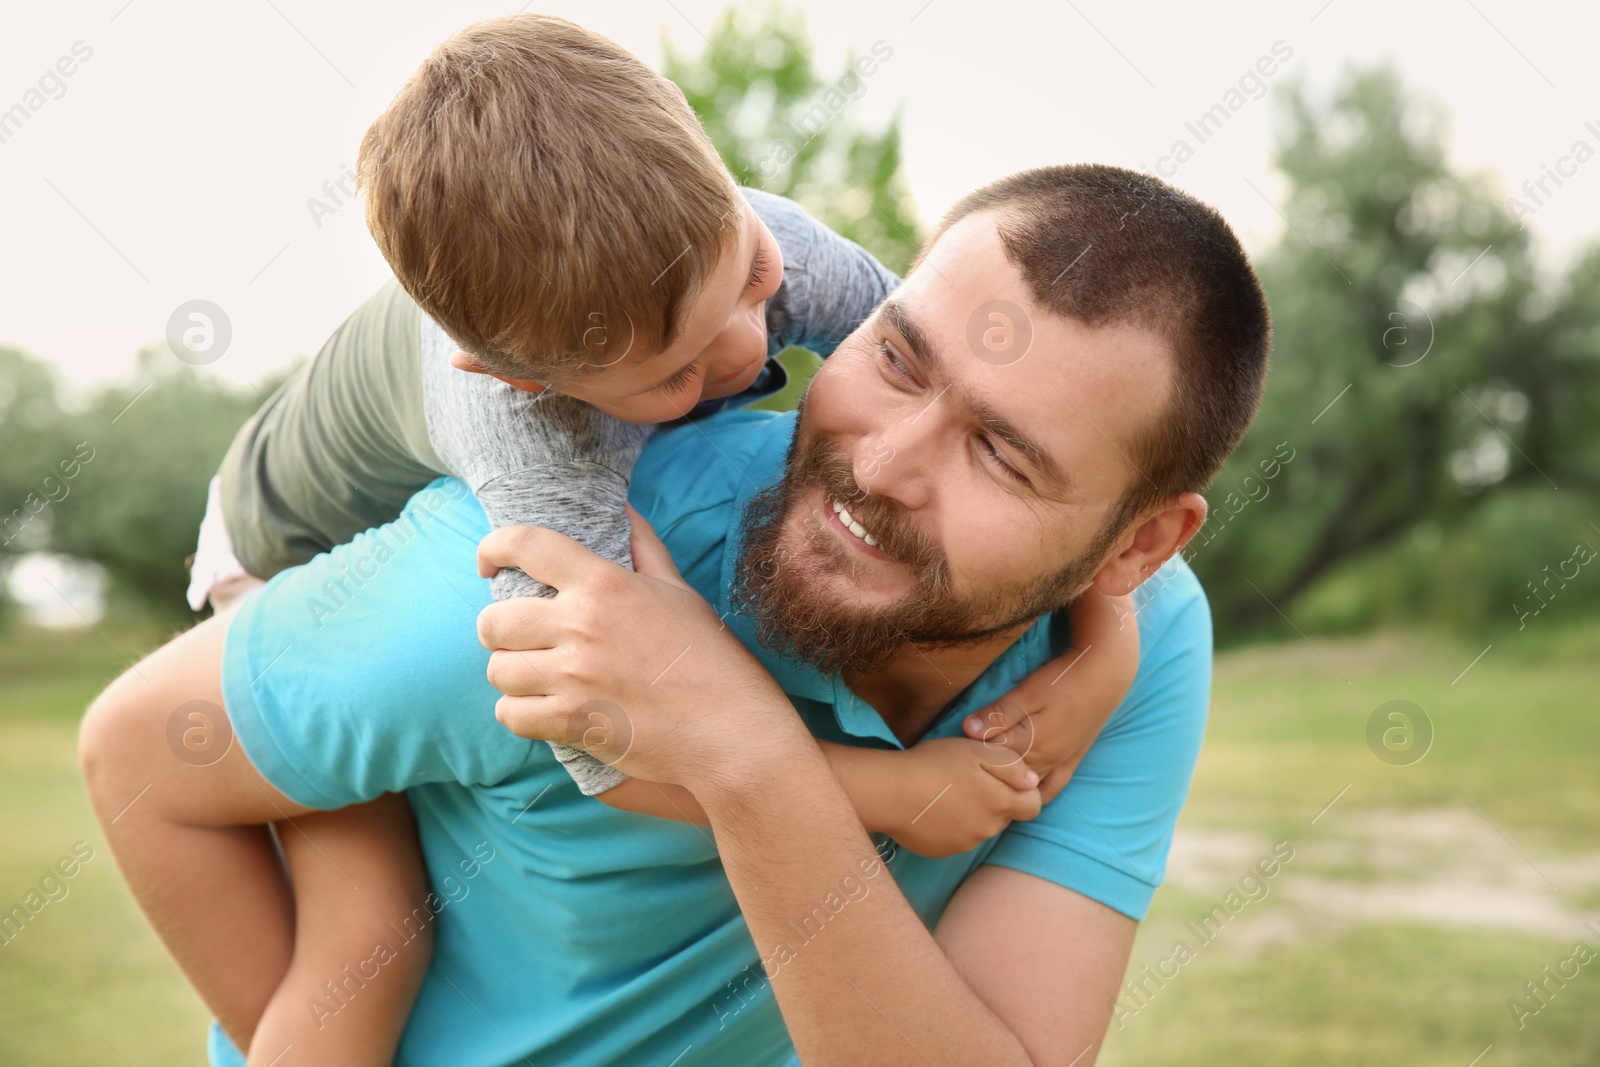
[731,421,1120,677]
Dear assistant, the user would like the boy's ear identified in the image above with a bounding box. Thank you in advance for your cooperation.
[1090,492,1207,596]
[450,350,546,394]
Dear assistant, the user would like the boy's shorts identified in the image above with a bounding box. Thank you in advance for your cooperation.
[185,474,260,611]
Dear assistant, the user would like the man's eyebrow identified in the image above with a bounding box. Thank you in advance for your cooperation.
[878,298,1077,498]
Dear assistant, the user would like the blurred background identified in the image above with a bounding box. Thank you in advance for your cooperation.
[2,1,1597,1063]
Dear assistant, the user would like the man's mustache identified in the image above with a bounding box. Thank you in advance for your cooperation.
[788,434,942,575]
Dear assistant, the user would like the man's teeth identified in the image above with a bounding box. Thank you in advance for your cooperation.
[830,496,879,547]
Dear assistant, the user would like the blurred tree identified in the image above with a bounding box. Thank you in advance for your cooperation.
[0,345,75,623]
[0,342,281,622]
[1190,66,1600,637]
[42,347,278,618]
[0,346,73,554]
[663,4,921,275]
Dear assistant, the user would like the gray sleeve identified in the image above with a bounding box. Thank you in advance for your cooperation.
[743,188,902,357]
[419,314,652,796]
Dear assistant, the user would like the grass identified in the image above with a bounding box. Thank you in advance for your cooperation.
[0,617,212,1067]
[2,617,1598,1064]
[1103,925,1600,1066]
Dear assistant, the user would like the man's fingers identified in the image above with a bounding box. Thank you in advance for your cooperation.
[477,525,596,590]
[624,504,688,588]
[494,694,563,742]
[476,597,557,653]
[484,648,557,700]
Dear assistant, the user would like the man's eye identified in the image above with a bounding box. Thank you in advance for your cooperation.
[877,341,914,381]
[979,436,1026,482]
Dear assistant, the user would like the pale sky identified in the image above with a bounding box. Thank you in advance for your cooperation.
[2,0,1595,391]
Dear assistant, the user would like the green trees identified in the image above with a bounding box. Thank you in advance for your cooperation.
[1187,67,1600,637]
[663,5,921,275]
[0,344,279,620]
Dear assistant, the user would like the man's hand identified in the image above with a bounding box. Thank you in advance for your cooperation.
[882,738,1041,858]
[475,505,806,793]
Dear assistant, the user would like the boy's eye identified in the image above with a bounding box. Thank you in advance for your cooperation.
[656,362,700,396]
[747,247,774,290]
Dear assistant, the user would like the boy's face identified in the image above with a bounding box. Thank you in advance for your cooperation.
[454,200,783,424]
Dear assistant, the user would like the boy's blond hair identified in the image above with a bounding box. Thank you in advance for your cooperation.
[357,15,741,382]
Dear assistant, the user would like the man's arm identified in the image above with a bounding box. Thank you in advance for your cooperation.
[697,748,1128,1065]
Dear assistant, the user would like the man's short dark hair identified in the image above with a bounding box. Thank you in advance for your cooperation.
[927,164,1273,532]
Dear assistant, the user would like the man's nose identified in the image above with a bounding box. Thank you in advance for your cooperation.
[853,405,945,510]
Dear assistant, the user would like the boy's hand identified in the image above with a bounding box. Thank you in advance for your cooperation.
[882,738,1041,859]
[961,589,1139,804]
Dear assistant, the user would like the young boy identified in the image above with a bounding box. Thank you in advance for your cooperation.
[100,15,1139,1065]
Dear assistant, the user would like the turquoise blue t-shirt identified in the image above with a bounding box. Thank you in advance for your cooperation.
[212,408,1212,1066]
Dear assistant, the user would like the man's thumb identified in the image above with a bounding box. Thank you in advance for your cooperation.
[626,504,686,586]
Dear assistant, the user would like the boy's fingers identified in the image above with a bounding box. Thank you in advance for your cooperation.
[1040,760,1081,805]
[1006,785,1043,822]
[972,717,1037,769]
[978,753,1040,792]
[963,697,1032,743]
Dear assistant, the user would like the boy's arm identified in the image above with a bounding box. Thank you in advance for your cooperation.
[962,589,1140,801]
[744,189,900,358]
[600,738,1041,858]
[416,316,653,798]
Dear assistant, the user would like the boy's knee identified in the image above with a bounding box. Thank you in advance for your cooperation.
[79,678,147,804]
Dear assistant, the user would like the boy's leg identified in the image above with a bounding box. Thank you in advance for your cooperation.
[246,796,433,1067]
[81,610,305,1050]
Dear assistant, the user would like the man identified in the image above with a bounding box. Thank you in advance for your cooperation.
[81,164,1270,1065]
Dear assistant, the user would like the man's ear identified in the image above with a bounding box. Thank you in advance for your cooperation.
[1091,492,1208,596]
[449,350,546,394]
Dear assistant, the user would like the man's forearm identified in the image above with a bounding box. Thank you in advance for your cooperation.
[696,743,1036,1067]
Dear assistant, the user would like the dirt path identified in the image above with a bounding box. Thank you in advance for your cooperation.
[1164,810,1600,951]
